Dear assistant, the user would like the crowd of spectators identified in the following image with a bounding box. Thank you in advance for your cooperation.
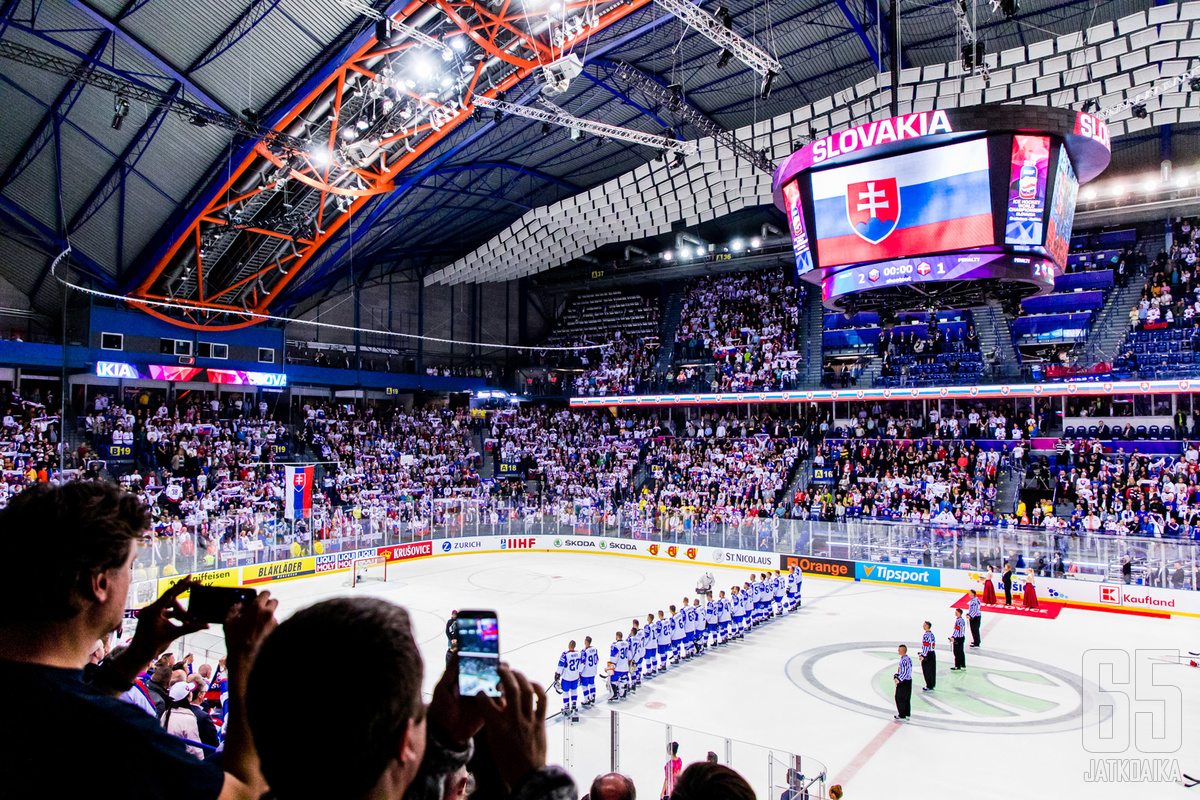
[568,331,660,397]
[673,269,804,392]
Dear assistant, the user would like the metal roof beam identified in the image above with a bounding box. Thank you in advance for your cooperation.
[188,0,286,72]
[0,30,112,192]
[423,161,580,191]
[0,196,118,292]
[834,0,880,70]
[66,0,228,113]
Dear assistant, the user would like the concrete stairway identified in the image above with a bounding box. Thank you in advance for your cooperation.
[656,283,685,371]
[1077,274,1147,365]
[973,305,1018,378]
[800,288,825,388]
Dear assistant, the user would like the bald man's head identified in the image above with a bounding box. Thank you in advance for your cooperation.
[589,772,636,800]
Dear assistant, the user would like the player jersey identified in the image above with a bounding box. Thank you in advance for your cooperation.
[656,620,670,645]
[557,649,582,680]
[731,593,745,617]
[718,597,732,622]
[705,600,717,625]
[671,610,686,638]
[774,576,785,598]
[685,605,698,631]
[580,646,600,677]
[609,640,629,672]
[629,630,643,661]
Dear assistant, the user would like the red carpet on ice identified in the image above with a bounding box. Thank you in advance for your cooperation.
[951,594,1062,619]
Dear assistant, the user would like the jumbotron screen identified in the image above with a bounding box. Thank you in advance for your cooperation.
[809,138,994,269]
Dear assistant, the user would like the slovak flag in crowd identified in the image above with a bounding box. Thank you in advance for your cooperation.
[810,138,993,268]
[285,465,313,519]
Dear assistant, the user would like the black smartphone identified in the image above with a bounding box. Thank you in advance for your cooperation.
[185,586,256,623]
[455,609,501,697]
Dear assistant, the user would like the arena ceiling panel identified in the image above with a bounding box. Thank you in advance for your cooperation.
[0,0,1191,324]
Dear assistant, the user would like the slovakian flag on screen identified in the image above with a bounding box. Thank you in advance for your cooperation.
[810,138,993,269]
[285,465,313,520]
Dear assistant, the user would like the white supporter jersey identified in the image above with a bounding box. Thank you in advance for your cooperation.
[580,646,600,678]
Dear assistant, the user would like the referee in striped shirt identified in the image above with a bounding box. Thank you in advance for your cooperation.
[893,644,913,720]
[967,590,982,647]
[949,608,967,670]
[918,622,936,692]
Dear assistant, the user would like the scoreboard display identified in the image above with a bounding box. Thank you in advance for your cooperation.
[772,106,1109,310]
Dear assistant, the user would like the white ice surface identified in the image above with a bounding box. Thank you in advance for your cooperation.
[177,552,1200,798]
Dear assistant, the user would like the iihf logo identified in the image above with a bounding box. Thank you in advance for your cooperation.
[846,178,900,244]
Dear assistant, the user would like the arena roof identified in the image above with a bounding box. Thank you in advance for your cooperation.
[0,0,1195,325]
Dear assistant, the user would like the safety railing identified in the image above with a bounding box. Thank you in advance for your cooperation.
[131,500,1200,597]
[552,708,828,800]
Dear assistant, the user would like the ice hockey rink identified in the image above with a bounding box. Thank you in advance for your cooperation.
[175,551,1199,798]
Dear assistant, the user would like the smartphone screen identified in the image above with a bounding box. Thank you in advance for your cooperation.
[185,586,256,624]
[456,611,501,697]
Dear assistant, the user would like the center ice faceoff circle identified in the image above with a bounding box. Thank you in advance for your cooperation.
[786,641,1104,734]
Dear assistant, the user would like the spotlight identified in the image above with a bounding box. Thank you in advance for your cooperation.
[1132,103,1148,119]
[441,48,454,62]
[356,118,370,131]
[679,246,691,259]
[759,71,776,100]
[541,122,551,136]
[1192,77,1200,92]
[473,106,483,122]
[494,108,504,123]
[1111,184,1125,196]
[1178,174,1191,188]
[656,149,667,161]
[241,108,260,127]
[716,49,733,68]
[375,17,393,42]
[1080,186,1096,201]
[413,56,435,80]
[188,114,208,128]
[441,76,454,89]
[594,136,604,149]
[450,35,467,51]
[662,250,673,261]
[672,151,686,168]
[730,238,744,251]
[1142,178,1158,192]
[112,95,129,130]
[750,236,762,248]
[1081,98,1097,113]
[998,0,1018,18]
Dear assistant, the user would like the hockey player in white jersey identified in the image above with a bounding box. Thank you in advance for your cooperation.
[607,631,630,702]
[628,620,644,690]
[643,613,658,676]
[669,604,685,664]
[555,640,582,721]
[655,610,671,673]
[716,589,732,644]
[691,599,705,657]
[704,594,719,648]
[790,565,803,610]
[730,584,747,638]
[580,636,600,706]
[777,566,787,618]
[680,597,695,659]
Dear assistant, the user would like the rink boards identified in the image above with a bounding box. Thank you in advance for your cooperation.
[128,535,1196,620]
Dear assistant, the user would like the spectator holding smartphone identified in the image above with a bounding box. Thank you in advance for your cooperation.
[247,596,576,800]
[0,481,277,800]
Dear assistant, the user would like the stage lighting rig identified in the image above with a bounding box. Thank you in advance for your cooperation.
[651,0,781,80]
[472,93,698,157]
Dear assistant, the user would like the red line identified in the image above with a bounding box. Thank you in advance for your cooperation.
[835,721,904,787]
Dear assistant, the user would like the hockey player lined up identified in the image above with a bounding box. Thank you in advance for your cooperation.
[684,598,700,657]
[628,619,644,689]
[689,598,705,655]
[717,590,733,643]
[655,610,670,673]
[700,594,710,652]
[773,570,787,615]
[555,640,582,721]
[669,604,686,663]
[608,631,631,702]
[786,565,802,610]
[580,636,600,706]
[730,585,747,637]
